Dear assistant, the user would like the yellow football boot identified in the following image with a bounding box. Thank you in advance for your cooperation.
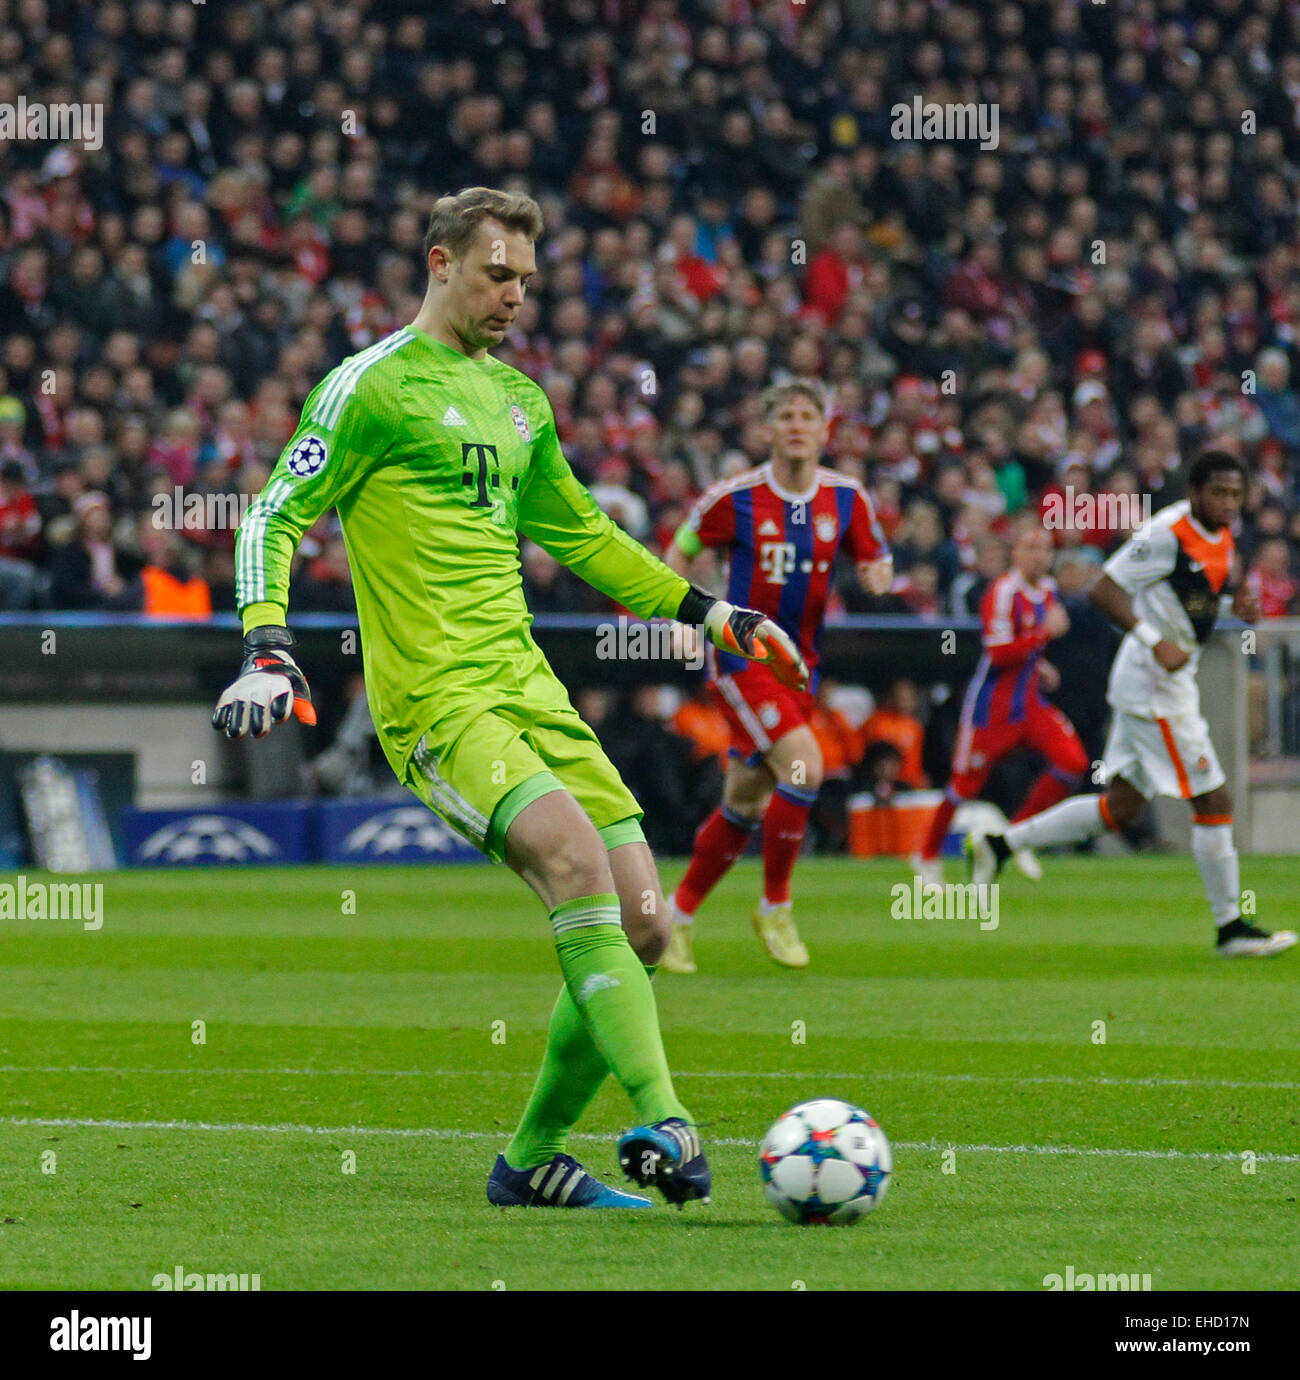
[752,902,809,968]
[660,923,697,974]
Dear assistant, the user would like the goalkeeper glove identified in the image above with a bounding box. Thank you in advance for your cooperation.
[678,585,809,692]
[212,625,317,739]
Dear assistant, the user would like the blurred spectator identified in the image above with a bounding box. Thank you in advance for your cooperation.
[49,494,137,609]
[0,397,37,482]
[668,680,729,826]
[588,456,649,541]
[520,538,598,613]
[809,678,866,853]
[0,459,40,608]
[203,546,238,613]
[146,409,203,487]
[120,518,212,619]
[860,679,928,789]
[293,533,357,615]
[895,560,942,617]
[803,221,866,327]
[1255,350,1300,453]
[580,684,696,854]
[892,501,960,592]
[671,681,731,773]
[855,740,905,807]
[1248,538,1299,618]
[951,534,1009,616]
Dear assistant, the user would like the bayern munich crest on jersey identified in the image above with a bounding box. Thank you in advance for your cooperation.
[509,404,531,441]
[816,513,838,542]
[287,434,328,477]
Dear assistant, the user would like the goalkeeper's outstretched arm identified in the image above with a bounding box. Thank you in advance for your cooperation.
[517,417,807,690]
[217,365,389,738]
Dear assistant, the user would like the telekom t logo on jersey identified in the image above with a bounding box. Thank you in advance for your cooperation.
[461,441,518,508]
[760,540,798,585]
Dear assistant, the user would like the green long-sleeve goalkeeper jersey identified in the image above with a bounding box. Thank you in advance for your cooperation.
[235,325,690,771]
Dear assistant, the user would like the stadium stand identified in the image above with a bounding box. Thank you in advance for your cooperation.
[0,0,1294,836]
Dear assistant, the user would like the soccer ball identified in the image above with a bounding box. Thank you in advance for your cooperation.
[759,1098,892,1225]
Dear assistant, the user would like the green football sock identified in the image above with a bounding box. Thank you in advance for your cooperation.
[504,982,608,1171]
[504,895,687,1170]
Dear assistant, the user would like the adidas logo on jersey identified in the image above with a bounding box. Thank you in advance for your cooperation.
[442,406,467,426]
[759,519,781,536]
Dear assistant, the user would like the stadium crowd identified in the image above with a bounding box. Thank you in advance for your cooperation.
[1,0,1298,832]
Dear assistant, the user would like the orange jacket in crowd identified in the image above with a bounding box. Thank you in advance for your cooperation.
[809,702,865,780]
[141,564,212,619]
[672,697,731,768]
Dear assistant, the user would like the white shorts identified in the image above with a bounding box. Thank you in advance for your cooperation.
[1102,709,1224,801]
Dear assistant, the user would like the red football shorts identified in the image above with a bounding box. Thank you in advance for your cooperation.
[709,663,815,766]
[949,701,1087,797]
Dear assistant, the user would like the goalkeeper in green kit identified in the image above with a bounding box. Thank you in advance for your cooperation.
[213,187,808,1209]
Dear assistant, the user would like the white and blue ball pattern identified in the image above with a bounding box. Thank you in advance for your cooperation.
[287,434,328,477]
[759,1098,891,1224]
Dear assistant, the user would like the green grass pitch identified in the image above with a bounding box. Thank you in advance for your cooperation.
[1,856,1296,1291]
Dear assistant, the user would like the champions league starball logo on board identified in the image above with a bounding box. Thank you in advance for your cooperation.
[138,815,281,863]
[340,807,465,858]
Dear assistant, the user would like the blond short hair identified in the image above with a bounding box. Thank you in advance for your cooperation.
[763,378,829,417]
[423,186,544,259]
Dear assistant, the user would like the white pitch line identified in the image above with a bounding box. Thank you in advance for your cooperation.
[0,1065,1296,1093]
[3,1116,1298,1164]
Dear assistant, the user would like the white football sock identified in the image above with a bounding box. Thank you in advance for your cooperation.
[1192,822,1239,927]
[1004,794,1108,851]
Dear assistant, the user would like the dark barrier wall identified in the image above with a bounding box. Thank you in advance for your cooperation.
[0,613,984,702]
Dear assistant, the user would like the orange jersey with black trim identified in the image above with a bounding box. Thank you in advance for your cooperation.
[1102,499,1235,717]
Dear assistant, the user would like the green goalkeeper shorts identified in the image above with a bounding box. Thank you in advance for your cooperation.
[400,660,644,863]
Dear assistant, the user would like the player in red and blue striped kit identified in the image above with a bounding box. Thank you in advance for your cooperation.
[664,381,893,971]
[917,526,1088,881]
